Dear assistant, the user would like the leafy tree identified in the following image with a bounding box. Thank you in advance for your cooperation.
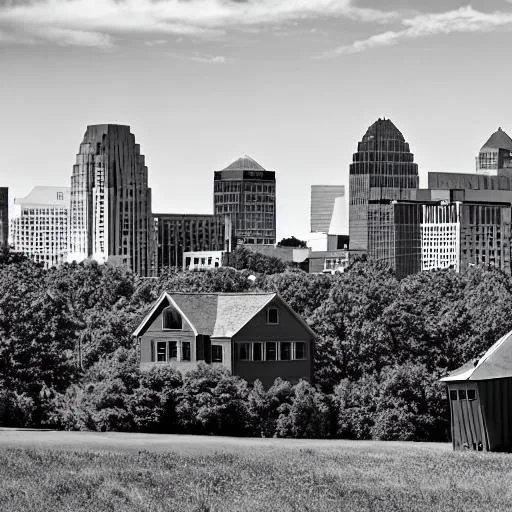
[176,363,251,436]
[229,247,287,275]
[275,380,332,438]
[277,236,307,248]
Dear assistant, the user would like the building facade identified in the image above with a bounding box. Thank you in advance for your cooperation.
[153,213,231,274]
[134,292,315,387]
[421,202,460,272]
[475,127,512,175]
[310,185,346,234]
[10,186,69,268]
[214,155,276,245]
[68,124,153,276]
[0,188,7,249]
[349,118,419,260]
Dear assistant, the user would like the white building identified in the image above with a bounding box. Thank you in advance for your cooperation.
[11,186,70,268]
[421,202,460,272]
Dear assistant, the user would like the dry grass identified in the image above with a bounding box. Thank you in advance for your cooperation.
[1,438,512,511]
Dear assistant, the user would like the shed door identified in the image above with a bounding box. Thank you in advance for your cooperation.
[450,386,483,450]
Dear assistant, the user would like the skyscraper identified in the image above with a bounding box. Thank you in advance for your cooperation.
[349,118,419,261]
[0,187,8,249]
[476,127,512,175]
[68,124,153,276]
[310,185,346,234]
[213,155,276,245]
[11,186,69,268]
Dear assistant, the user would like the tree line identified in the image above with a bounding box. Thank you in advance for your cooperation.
[1,247,511,440]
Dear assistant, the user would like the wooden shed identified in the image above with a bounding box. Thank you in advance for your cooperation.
[441,330,512,452]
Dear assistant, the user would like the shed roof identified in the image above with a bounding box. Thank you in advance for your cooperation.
[441,329,512,382]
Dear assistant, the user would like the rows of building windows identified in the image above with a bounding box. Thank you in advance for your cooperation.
[237,341,306,362]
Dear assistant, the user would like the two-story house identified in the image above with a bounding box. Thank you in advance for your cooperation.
[133,292,315,387]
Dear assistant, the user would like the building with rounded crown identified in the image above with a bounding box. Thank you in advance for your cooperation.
[349,118,419,263]
[213,155,276,245]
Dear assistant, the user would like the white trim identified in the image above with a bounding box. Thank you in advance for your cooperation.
[132,292,198,337]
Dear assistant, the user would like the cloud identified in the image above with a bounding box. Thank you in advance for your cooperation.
[324,5,512,56]
[0,0,396,48]
[188,53,226,64]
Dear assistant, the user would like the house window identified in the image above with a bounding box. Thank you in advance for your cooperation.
[265,342,277,361]
[182,341,191,361]
[156,341,167,362]
[239,343,251,361]
[212,345,223,363]
[458,389,467,400]
[267,307,279,325]
[467,389,476,401]
[280,342,291,360]
[162,307,182,330]
[253,342,263,361]
[449,390,458,400]
[294,342,306,360]
[168,341,178,360]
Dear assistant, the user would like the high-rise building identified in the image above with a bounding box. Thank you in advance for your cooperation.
[0,187,8,249]
[11,186,69,268]
[68,124,153,276]
[310,185,346,234]
[420,200,511,273]
[213,155,276,245]
[349,118,419,261]
[153,213,231,273]
[476,127,512,175]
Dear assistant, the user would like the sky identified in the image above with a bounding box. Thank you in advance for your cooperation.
[1,0,512,241]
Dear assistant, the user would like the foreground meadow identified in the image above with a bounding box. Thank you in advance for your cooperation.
[1,432,512,512]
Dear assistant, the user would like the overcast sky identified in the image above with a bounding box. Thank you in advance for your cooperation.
[1,0,512,240]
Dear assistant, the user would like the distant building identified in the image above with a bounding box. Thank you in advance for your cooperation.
[153,213,231,274]
[133,292,315,387]
[349,118,419,261]
[68,124,153,276]
[0,188,7,249]
[476,127,512,175]
[11,186,69,268]
[214,155,276,245]
[441,328,512,452]
[183,251,224,271]
[310,185,346,234]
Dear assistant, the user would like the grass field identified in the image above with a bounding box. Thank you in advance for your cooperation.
[1,432,512,511]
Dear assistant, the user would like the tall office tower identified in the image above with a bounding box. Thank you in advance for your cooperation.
[310,185,346,233]
[11,187,69,268]
[0,188,8,249]
[153,213,231,273]
[213,155,276,245]
[68,124,153,276]
[349,118,419,261]
[476,127,512,175]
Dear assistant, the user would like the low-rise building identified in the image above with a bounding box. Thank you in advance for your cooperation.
[133,292,315,387]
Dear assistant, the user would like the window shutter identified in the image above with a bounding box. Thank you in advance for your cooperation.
[150,339,155,362]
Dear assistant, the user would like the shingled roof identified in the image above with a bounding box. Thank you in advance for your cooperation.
[441,329,512,382]
[133,292,279,338]
[481,127,512,151]
[221,155,267,172]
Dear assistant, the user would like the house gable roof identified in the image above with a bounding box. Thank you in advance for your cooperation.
[441,329,512,382]
[133,291,316,339]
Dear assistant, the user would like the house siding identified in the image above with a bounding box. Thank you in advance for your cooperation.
[232,297,313,387]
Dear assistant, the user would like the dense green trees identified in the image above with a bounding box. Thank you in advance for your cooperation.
[2,249,512,441]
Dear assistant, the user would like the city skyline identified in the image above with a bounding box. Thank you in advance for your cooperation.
[2,0,512,240]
